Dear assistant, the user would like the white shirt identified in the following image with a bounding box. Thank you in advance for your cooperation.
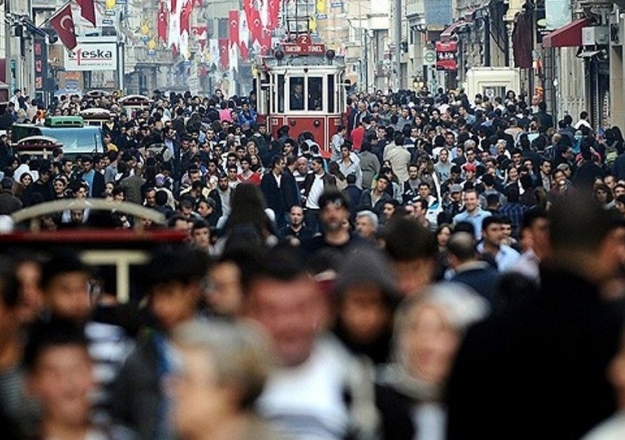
[273,172,282,188]
[257,339,350,440]
[306,174,325,209]
[477,242,521,272]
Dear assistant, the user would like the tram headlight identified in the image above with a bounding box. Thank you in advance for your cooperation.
[326,49,336,61]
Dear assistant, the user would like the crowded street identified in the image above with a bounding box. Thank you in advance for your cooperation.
[1,0,625,439]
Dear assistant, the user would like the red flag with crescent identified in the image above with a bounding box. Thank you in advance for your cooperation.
[228,11,239,47]
[219,37,229,69]
[260,26,272,55]
[180,0,193,33]
[243,0,254,24]
[157,2,168,44]
[77,0,96,27]
[50,3,77,50]
[192,25,208,50]
[248,8,262,49]
[267,0,280,30]
[238,12,250,61]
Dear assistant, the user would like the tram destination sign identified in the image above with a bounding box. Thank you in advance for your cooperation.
[282,42,326,55]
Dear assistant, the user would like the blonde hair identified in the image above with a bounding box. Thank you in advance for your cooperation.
[172,320,274,408]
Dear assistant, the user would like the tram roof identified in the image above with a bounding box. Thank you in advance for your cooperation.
[262,55,346,69]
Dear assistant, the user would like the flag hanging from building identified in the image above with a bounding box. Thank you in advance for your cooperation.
[229,10,239,47]
[248,8,262,51]
[158,1,168,44]
[239,12,250,60]
[259,0,269,28]
[229,42,238,74]
[192,25,208,51]
[168,0,182,50]
[209,38,220,68]
[219,37,229,69]
[76,0,96,27]
[267,0,280,30]
[50,3,77,50]
[180,0,193,33]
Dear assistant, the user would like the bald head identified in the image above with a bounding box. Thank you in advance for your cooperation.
[447,231,477,262]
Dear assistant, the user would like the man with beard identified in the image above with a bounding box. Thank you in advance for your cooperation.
[304,189,368,256]
[208,174,233,228]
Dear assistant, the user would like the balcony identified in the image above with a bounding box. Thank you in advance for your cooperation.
[406,0,425,19]
[127,46,174,67]
[31,0,57,11]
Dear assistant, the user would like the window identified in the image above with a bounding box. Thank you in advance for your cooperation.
[289,76,305,111]
[307,77,323,111]
[276,74,285,113]
[328,75,335,113]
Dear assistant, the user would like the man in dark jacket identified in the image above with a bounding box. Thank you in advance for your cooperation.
[448,231,499,305]
[0,178,21,214]
[260,155,299,229]
[302,156,337,233]
[446,193,625,440]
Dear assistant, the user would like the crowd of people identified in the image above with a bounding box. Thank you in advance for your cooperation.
[0,86,625,439]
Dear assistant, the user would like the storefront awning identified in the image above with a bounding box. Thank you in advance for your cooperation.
[441,21,468,39]
[542,18,593,48]
[577,50,601,58]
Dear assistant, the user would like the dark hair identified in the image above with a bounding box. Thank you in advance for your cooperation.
[549,193,614,253]
[383,217,437,261]
[242,246,308,294]
[23,319,88,372]
[482,215,503,230]
[0,257,19,309]
[225,183,274,239]
[143,246,209,291]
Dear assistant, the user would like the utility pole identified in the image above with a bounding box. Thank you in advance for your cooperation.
[393,0,401,91]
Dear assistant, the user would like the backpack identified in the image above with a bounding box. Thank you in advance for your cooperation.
[605,141,619,168]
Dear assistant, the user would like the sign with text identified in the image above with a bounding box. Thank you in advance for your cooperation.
[435,41,457,71]
[64,42,118,71]
[282,35,325,55]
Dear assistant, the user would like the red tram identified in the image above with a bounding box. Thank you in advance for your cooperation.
[254,33,347,157]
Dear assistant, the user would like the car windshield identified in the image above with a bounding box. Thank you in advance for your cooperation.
[39,127,103,154]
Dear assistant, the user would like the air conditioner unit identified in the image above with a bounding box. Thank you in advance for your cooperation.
[582,26,609,46]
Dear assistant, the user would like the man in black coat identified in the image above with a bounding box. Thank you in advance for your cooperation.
[260,155,299,229]
[446,193,625,440]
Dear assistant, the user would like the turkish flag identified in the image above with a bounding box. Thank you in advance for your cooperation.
[180,0,193,33]
[238,12,250,61]
[267,0,280,30]
[192,25,208,50]
[76,0,96,27]
[157,2,168,44]
[229,11,239,47]
[248,8,262,49]
[50,4,77,50]
[219,37,229,69]
[243,0,253,24]
[260,26,272,55]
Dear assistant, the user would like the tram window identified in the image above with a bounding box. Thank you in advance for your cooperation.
[289,77,305,111]
[277,74,285,113]
[328,75,335,113]
[308,77,323,111]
